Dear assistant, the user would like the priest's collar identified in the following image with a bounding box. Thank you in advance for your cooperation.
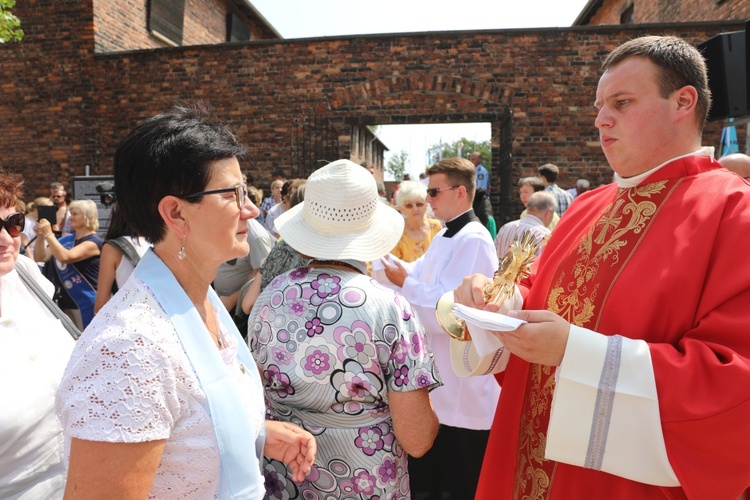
[443,209,480,238]
[614,147,714,188]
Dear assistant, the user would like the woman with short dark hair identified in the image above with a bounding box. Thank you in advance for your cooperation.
[57,104,315,498]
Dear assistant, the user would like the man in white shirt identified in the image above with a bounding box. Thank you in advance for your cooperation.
[380,157,498,500]
[214,218,275,312]
[494,191,555,259]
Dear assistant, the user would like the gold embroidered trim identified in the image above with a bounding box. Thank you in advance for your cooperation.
[547,181,667,327]
[514,180,675,498]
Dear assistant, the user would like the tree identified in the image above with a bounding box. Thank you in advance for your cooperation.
[0,0,24,43]
[428,138,491,170]
[386,150,409,181]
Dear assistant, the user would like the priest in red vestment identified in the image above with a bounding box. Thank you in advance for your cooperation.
[451,35,750,498]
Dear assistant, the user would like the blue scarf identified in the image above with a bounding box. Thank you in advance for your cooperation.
[54,234,97,327]
[134,249,265,499]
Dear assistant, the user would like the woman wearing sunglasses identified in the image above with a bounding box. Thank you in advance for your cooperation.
[56,104,315,499]
[34,199,102,330]
[0,170,76,498]
[391,180,442,262]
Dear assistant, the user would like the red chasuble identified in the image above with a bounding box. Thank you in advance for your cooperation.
[476,154,750,499]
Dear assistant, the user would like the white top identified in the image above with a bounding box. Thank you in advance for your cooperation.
[395,219,500,429]
[113,236,149,289]
[22,216,38,255]
[55,275,266,498]
[264,203,285,236]
[0,255,75,499]
[494,214,551,260]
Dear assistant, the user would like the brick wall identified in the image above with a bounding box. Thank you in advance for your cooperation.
[0,1,743,221]
[586,0,750,25]
[93,0,278,53]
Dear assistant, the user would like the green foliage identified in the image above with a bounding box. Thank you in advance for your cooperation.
[0,0,24,44]
[428,138,491,170]
[386,150,409,181]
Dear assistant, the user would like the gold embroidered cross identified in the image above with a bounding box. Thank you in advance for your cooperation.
[595,199,624,244]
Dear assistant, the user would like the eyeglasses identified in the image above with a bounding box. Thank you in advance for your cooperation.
[181,184,248,210]
[403,202,426,209]
[426,185,459,198]
[0,212,25,237]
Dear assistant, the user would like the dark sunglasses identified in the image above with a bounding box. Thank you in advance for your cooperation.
[0,212,25,237]
[426,185,459,198]
[180,184,248,210]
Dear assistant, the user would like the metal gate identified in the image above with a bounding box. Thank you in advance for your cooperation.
[492,108,515,226]
[290,112,339,178]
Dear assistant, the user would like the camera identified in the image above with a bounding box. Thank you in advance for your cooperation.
[96,181,116,207]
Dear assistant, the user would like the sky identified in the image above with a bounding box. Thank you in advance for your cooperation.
[251,0,593,178]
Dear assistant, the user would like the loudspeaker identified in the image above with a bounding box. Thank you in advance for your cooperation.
[699,25,749,121]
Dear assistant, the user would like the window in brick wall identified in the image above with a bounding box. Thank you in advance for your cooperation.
[227,13,251,42]
[619,3,634,24]
[149,0,185,46]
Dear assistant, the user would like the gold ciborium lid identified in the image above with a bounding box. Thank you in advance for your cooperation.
[436,291,470,341]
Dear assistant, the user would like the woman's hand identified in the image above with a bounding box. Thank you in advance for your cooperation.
[264,420,317,483]
[35,218,54,238]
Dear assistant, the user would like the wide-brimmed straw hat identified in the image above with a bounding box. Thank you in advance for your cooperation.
[275,159,404,262]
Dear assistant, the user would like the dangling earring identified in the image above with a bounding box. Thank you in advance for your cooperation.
[178,237,186,260]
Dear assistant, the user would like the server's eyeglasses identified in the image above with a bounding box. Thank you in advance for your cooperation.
[0,212,25,237]
[181,184,247,210]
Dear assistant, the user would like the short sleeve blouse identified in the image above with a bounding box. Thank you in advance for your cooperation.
[56,275,265,498]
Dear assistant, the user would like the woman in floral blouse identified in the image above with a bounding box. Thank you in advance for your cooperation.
[248,160,441,499]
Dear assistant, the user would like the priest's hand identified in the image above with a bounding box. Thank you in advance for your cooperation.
[264,420,317,482]
[454,273,498,311]
[495,310,569,366]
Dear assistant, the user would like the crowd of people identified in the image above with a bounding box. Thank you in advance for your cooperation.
[3,34,750,499]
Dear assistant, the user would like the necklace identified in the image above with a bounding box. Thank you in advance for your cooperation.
[197,306,223,349]
[308,259,364,274]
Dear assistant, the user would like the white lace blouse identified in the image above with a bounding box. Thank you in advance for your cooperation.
[55,275,266,498]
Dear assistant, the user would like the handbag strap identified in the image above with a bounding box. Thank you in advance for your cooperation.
[15,261,80,340]
[106,236,142,268]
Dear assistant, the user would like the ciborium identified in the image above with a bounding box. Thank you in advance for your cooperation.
[435,230,542,341]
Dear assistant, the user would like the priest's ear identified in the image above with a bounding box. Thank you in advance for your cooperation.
[672,85,699,123]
